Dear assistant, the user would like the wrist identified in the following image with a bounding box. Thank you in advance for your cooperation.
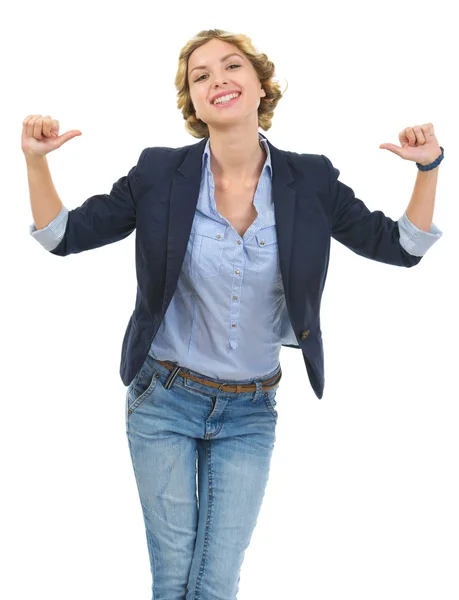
[416,147,444,171]
[24,153,47,166]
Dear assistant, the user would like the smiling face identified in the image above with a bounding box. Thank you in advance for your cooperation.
[187,38,266,132]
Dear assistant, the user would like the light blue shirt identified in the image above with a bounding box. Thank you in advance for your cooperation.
[29,133,443,379]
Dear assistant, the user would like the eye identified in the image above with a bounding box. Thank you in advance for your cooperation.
[195,64,240,82]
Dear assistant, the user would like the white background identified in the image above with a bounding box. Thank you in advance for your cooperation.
[2,0,458,598]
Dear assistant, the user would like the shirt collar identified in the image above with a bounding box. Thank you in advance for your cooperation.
[202,132,272,179]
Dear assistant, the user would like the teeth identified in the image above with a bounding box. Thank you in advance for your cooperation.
[213,93,240,104]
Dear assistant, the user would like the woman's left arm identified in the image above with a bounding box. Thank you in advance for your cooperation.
[380,123,442,232]
[405,168,439,232]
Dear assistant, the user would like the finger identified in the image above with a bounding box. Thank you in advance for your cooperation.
[50,119,60,136]
[420,124,432,140]
[22,115,36,127]
[58,130,82,145]
[406,127,416,146]
[379,143,403,157]
[424,122,434,137]
[42,116,53,137]
[27,115,41,138]
[413,125,425,144]
[399,129,410,147]
[33,117,44,140]
[41,117,51,137]
[25,115,38,137]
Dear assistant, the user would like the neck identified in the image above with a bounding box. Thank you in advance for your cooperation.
[208,130,266,185]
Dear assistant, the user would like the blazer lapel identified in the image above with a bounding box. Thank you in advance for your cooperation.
[162,134,297,315]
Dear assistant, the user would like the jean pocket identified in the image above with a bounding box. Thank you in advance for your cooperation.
[127,364,159,417]
[191,219,228,279]
[255,225,281,281]
[263,389,278,423]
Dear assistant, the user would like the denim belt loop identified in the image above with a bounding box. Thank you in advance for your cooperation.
[251,380,263,404]
[163,365,182,390]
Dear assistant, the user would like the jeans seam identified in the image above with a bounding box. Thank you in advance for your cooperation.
[193,440,214,599]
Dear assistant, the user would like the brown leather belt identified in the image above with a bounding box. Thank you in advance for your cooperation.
[155,359,282,393]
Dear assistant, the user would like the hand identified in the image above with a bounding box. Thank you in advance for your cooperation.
[22,114,82,158]
[379,123,442,166]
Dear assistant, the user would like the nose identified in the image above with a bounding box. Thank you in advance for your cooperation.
[211,72,229,87]
[213,80,228,89]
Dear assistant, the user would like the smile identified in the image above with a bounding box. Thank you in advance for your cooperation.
[212,93,241,108]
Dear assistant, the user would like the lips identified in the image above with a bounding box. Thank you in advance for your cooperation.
[210,91,241,105]
[211,92,241,107]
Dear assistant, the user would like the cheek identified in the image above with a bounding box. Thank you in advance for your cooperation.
[195,91,209,108]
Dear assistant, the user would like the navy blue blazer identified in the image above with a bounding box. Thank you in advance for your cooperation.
[49,133,422,399]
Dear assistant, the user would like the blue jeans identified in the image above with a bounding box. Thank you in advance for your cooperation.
[125,353,281,600]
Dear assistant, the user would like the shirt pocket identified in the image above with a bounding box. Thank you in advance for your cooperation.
[255,225,281,281]
[191,219,228,278]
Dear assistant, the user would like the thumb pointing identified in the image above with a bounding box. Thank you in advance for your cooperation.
[379,143,400,154]
[57,130,82,146]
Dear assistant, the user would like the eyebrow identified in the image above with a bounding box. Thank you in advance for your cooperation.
[189,53,243,76]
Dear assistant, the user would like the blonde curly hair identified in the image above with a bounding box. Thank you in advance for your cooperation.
[175,29,288,139]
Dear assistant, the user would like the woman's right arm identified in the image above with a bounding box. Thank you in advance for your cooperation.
[25,154,63,230]
[22,114,146,257]
[23,114,81,230]
[23,114,80,250]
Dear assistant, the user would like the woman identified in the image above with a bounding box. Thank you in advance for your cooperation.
[24,28,443,600]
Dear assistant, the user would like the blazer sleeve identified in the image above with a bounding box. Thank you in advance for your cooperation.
[49,147,149,256]
[321,154,422,268]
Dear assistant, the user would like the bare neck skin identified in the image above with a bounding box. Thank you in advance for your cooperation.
[208,131,266,189]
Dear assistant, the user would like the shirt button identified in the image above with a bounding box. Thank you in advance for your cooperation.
[259,240,265,246]
[216,234,221,239]
[232,324,237,328]
[235,269,240,274]
[237,240,241,245]
[233,295,238,300]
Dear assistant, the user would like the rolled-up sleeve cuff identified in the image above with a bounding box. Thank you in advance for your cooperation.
[397,211,443,257]
[29,205,69,251]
